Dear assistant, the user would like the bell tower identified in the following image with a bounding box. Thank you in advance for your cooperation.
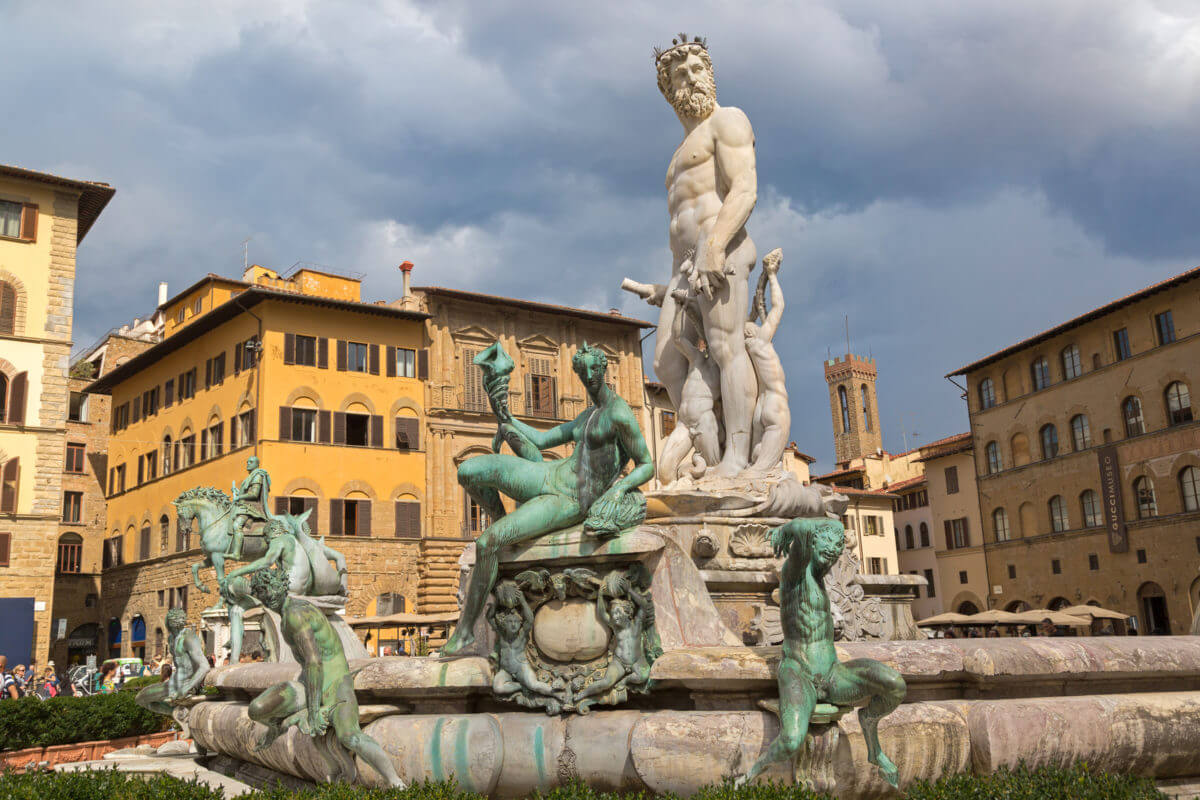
[825,353,882,467]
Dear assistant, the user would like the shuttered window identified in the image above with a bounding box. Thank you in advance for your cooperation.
[1,458,19,512]
[6,372,26,424]
[395,500,421,538]
[330,499,371,536]
[526,356,557,418]
[395,417,420,450]
[0,532,11,567]
[462,347,487,411]
[0,281,15,335]
[139,525,152,560]
[0,201,36,243]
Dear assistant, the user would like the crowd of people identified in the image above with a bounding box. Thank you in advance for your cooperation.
[932,617,1131,639]
[0,650,187,699]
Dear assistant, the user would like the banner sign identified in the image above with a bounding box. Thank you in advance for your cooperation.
[1098,446,1128,553]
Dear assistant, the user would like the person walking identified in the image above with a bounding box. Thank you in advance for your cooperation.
[0,657,18,700]
[97,662,117,694]
[9,665,27,697]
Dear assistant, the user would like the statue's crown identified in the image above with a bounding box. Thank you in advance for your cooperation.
[653,33,708,65]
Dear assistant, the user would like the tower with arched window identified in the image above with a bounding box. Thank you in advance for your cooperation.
[824,353,882,466]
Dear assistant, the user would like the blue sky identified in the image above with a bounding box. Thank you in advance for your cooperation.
[4,0,1197,467]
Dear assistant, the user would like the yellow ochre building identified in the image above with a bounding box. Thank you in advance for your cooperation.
[88,265,429,658]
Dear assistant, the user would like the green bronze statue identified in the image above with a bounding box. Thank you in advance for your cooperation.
[736,518,905,788]
[230,456,273,559]
[135,607,209,715]
[442,342,655,656]
[247,567,403,787]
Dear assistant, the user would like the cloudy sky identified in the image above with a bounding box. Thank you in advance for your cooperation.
[4,0,1198,467]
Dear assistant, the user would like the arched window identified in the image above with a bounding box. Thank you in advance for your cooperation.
[1134,476,1157,519]
[1179,466,1199,513]
[1070,414,1092,451]
[993,508,1010,542]
[1166,382,1193,426]
[1048,495,1069,532]
[1040,424,1058,459]
[860,385,871,431]
[838,386,850,433]
[0,372,7,421]
[904,525,914,550]
[0,281,15,335]
[1030,356,1051,391]
[57,533,83,574]
[985,441,1002,474]
[159,514,170,553]
[1080,490,1101,527]
[161,435,173,476]
[1123,397,1145,437]
[919,522,929,548]
[1061,344,1082,380]
[979,378,997,409]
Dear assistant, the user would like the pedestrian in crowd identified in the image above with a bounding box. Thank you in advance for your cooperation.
[25,660,37,693]
[160,663,173,683]
[38,664,59,698]
[10,665,28,697]
[97,662,117,694]
[206,654,215,667]
[0,657,18,700]
[943,628,956,639]
[1038,618,1058,638]
[986,626,1001,638]
[252,651,264,663]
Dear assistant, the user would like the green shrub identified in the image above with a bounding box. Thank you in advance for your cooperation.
[0,692,165,751]
[902,762,1164,800]
[0,767,225,800]
[120,675,164,694]
[0,762,1168,799]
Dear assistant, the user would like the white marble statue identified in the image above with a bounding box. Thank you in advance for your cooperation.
[655,33,758,478]
[623,35,793,486]
[745,249,790,473]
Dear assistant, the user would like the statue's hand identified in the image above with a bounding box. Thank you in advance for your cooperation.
[770,525,791,558]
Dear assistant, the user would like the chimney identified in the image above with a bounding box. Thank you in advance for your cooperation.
[158,282,168,306]
[399,261,414,298]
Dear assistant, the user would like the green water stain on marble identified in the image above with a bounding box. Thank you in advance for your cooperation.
[430,718,446,782]
[454,719,473,792]
[533,725,546,785]
[438,663,449,687]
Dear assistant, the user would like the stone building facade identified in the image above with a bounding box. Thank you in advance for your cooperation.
[825,353,883,466]
[892,475,939,619]
[409,285,652,614]
[0,165,113,665]
[88,270,652,657]
[916,434,988,616]
[89,266,429,660]
[951,265,1200,633]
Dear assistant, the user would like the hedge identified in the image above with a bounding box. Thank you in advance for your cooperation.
[120,675,165,694]
[0,691,165,752]
[0,764,1168,799]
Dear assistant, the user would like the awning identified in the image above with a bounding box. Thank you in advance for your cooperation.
[1060,605,1131,621]
[916,612,972,626]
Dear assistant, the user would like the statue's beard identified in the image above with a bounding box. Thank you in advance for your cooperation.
[671,76,716,120]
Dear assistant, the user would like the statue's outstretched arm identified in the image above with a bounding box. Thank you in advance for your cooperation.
[223,541,281,584]
[760,269,785,342]
[620,278,668,308]
[518,594,535,635]
[507,414,577,451]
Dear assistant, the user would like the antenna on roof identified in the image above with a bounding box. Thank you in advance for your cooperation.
[241,237,251,271]
[900,413,909,454]
[844,314,851,356]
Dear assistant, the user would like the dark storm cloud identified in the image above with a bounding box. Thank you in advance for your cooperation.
[1,0,1195,464]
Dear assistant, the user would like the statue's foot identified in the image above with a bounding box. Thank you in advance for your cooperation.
[253,727,281,753]
[872,753,899,788]
[440,629,474,657]
[714,459,746,479]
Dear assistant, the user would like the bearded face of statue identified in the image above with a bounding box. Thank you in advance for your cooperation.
[666,51,716,121]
